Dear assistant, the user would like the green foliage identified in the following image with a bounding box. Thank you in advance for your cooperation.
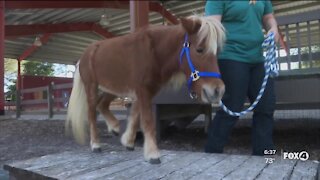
[5,58,17,73]
[4,59,18,101]
[23,61,54,76]
[4,60,55,101]
[6,79,16,101]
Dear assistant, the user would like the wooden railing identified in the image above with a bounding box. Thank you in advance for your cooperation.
[276,10,320,76]
[15,82,73,118]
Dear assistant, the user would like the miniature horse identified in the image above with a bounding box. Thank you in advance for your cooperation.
[66,15,226,164]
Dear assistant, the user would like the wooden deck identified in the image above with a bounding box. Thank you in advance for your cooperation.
[4,146,319,180]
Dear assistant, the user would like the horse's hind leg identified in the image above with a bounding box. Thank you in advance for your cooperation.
[121,101,140,150]
[137,90,160,164]
[97,93,120,135]
[86,84,101,152]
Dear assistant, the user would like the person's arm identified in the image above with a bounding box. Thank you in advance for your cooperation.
[263,13,279,43]
[262,1,279,43]
[205,1,223,22]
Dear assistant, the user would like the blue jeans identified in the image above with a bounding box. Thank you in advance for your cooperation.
[205,60,276,156]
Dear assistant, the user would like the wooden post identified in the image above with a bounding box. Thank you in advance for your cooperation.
[47,82,54,118]
[16,90,21,118]
[130,0,149,32]
[17,60,21,90]
[0,1,5,115]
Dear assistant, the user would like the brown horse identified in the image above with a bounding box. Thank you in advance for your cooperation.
[66,15,225,164]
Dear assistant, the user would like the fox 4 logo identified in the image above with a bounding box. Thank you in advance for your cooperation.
[283,151,309,161]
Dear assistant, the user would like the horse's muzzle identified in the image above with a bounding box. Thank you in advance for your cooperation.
[201,84,225,104]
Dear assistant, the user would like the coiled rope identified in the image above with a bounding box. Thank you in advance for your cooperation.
[219,32,279,116]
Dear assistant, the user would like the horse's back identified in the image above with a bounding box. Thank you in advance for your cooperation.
[79,28,155,94]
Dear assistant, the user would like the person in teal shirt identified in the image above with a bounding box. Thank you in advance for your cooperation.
[204,0,279,156]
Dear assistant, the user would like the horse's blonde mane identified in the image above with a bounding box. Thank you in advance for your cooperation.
[189,15,226,55]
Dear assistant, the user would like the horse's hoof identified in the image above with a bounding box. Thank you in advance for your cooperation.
[149,158,161,164]
[112,130,119,136]
[126,146,135,151]
[92,147,102,153]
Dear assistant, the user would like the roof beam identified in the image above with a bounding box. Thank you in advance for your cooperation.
[5,23,92,37]
[149,3,179,25]
[18,33,52,61]
[5,1,179,24]
[5,1,129,9]
[5,23,115,38]
[92,24,114,38]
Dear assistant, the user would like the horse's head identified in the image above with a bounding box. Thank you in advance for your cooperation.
[179,15,225,104]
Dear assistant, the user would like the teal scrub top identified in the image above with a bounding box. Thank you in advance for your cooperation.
[205,0,273,63]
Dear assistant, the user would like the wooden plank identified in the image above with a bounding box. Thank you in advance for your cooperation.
[4,150,319,180]
[222,156,268,180]
[255,157,298,180]
[53,83,73,90]
[54,97,68,103]
[5,149,142,180]
[4,151,82,170]
[188,155,250,180]
[25,151,123,171]
[130,151,207,180]
[21,99,47,105]
[69,150,187,180]
[296,23,301,69]
[307,21,313,66]
[164,153,228,180]
[4,151,88,180]
[101,151,189,180]
[4,145,130,178]
[21,86,47,94]
[285,24,291,70]
[276,10,320,26]
[290,160,319,179]
[278,52,320,64]
[50,150,142,179]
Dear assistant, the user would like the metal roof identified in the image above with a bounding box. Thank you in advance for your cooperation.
[4,0,320,65]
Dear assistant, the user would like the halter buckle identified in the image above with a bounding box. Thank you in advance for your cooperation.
[190,91,198,99]
[191,70,200,81]
[183,42,190,47]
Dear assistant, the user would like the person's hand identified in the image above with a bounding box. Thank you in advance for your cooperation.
[267,27,279,43]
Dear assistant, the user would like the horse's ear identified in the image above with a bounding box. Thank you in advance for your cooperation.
[180,17,201,35]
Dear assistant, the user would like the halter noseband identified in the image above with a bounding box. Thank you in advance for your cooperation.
[179,34,221,99]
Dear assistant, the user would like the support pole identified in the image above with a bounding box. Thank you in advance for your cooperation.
[0,1,5,115]
[47,82,54,118]
[130,0,149,32]
[17,60,21,90]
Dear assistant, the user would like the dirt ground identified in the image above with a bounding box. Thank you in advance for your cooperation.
[1,118,320,173]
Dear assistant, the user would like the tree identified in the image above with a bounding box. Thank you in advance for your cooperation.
[4,59,18,101]
[23,61,54,76]
[5,60,55,101]
[6,79,17,101]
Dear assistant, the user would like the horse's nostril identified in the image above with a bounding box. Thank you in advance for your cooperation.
[214,88,220,97]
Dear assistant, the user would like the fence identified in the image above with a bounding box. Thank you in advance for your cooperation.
[15,82,72,118]
[276,10,320,75]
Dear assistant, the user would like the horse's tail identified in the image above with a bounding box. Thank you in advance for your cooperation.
[66,63,88,145]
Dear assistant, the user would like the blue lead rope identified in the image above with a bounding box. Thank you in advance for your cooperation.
[219,32,279,117]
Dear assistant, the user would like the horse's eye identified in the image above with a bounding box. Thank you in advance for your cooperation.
[196,48,204,54]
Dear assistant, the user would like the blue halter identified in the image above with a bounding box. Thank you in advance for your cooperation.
[179,34,221,98]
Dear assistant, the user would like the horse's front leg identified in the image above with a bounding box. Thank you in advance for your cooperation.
[121,101,140,150]
[137,90,161,164]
